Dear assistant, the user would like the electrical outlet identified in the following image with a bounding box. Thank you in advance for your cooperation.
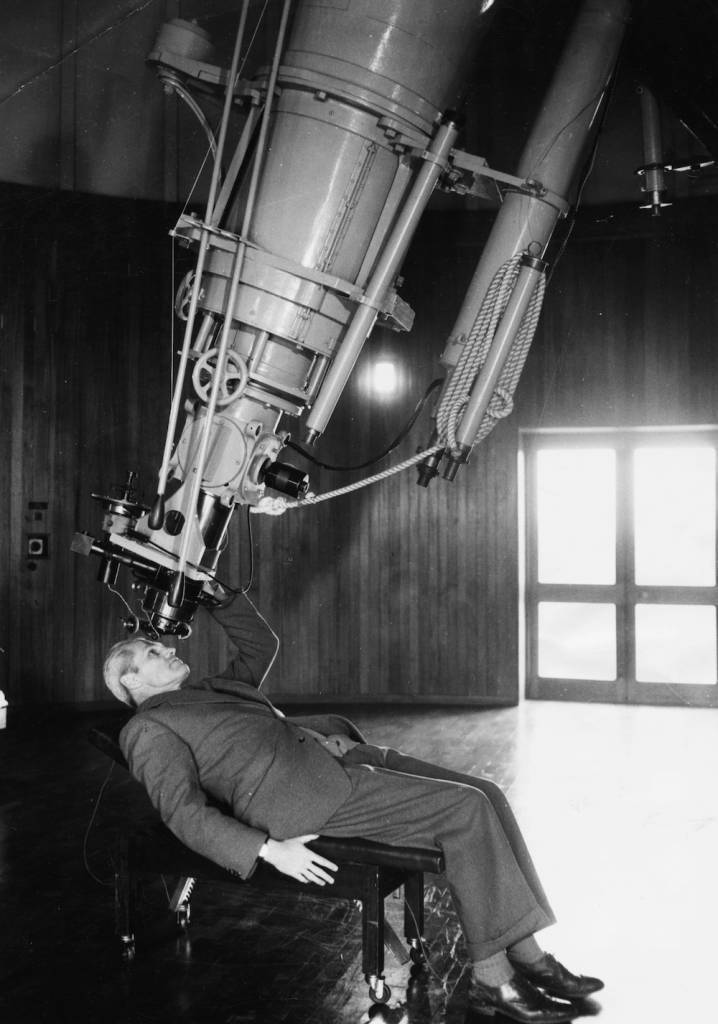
[27,534,49,559]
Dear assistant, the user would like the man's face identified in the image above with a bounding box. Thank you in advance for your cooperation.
[129,641,190,694]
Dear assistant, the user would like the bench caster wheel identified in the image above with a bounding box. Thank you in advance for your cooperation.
[119,936,135,961]
[176,904,190,930]
[407,971,427,1001]
[369,977,391,1004]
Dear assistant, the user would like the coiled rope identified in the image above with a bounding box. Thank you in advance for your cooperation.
[435,252,546,458]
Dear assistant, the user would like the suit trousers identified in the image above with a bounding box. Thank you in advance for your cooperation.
[320,744,556,960]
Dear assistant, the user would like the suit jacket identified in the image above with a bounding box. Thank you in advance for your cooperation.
[120,594,366,879]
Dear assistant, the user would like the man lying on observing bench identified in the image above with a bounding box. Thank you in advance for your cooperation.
[103,590,603,1024]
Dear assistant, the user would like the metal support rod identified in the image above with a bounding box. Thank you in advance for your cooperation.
[171,0,292,603]
[638,84,663,166]
[190,312,216,356]
[239,0,293,244]
[454,259,544,450]
[304,120,459,441]
[247,329,270,374]
[211,103,262,228]
[150,0,251,527]
[637,83,668,215]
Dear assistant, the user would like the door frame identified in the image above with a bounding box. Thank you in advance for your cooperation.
[520,425,718,707]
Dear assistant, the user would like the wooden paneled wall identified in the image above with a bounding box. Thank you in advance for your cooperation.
[0,187,177,705]
[2,185,717,707]
[515,204,718,429]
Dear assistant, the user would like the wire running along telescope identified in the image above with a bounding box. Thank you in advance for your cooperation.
[73,0,631,637]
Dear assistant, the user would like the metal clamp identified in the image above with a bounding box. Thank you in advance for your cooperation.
[448,148,570,216]
[172,214,414,327]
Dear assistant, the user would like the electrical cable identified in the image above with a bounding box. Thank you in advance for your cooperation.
[82,760,116,887]
[535,50,625,429]
[107,583,135,620]
[545,54,624,284]
[175,0,270,215]
[170,240,176,403]
[239,504,255,594]
[402,891,449,987]
[166,80,218,158]
[287,378,443,472]
[521,85,609,187]
[213,505,256,597]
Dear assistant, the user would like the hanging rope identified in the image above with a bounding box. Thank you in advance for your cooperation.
[435,253,546,457]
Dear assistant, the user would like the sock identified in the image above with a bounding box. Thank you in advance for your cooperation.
[472,951,515,987]
[507,934,545,965]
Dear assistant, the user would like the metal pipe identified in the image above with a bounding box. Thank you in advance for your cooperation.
[247,329,270,374]
[190,313,216,356]
[304,119,459,442]
[637,83,668,215]
[239,0,293,244]
[211,103,262,228]
[170,0,292,605]
[150,0,251,530]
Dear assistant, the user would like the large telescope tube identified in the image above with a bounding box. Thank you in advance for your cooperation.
[94,0,496,635]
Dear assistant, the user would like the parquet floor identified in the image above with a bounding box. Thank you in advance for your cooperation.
[1,699,716,1023]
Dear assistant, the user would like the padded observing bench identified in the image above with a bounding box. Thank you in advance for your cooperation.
[89,724,444,1004]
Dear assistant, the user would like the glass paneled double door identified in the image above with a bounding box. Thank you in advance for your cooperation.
[521,428,718,706]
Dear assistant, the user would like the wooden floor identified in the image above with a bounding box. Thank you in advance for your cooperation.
[1,698,716,1024]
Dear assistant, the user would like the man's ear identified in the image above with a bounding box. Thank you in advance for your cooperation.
[120,670,140,695]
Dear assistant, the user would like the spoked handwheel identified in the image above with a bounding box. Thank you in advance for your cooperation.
[192,348,248,406]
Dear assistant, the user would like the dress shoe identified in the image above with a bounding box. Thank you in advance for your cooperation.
[509,953,604,999]
[468,972,577,1022]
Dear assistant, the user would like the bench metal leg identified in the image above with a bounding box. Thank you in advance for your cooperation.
[361,865,384,979]
[362,866,392,1003]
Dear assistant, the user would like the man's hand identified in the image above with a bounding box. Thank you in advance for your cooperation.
[260,834,338,885]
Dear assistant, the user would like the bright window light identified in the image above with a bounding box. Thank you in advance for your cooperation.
[633,446,716,586]
[538,601,617,680]
[536,448,616,584]
[636,604,717,684]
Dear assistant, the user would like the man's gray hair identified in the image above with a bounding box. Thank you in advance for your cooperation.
[103,637,151,706]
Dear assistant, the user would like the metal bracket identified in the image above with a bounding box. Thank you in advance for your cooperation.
[147,49,263,104]
[447,148,570,215]
[377,292,415,332]
[636,157,715,178]
[376,116,428,153]
[172,215,414,330]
